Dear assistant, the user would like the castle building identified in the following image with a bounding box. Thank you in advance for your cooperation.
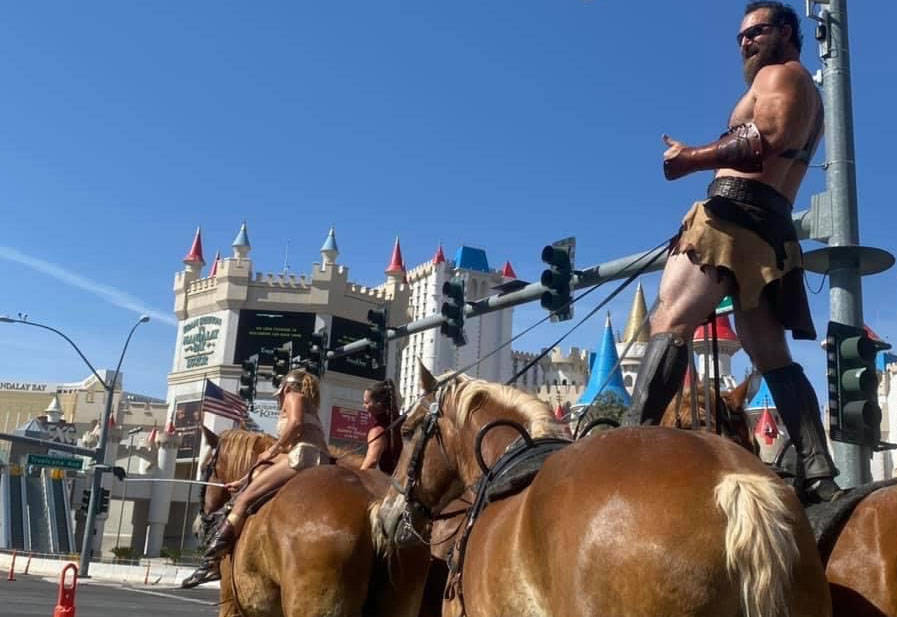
[512,346,590,410]
[398,245,515,405]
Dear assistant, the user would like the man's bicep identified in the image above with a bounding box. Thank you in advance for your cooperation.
[751,67,804,154]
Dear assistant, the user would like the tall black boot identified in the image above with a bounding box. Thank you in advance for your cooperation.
[623,333,689,426]
[764,363,842,502]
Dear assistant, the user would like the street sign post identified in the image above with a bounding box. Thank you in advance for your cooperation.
[27,453,83,471]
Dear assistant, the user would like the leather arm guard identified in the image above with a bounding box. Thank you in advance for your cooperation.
[663,122,764,180]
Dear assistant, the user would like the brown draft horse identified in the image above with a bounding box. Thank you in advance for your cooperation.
[199,426,430,617]
[374,367,831,617]
[659,380,897,617]
[826,482,897,617]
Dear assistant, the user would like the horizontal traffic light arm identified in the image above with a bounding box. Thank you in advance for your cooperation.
[326,243,670,359]
[325,211,819,359]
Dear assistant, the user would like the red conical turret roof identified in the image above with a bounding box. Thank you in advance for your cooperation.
[209,250,221,276]
[433,244,446,265]
[501,261,517,279]
[385,237,405,275]
[694,314,737,342]
[754,406,779,445]
[183,227,205,266]
[554,404,565,420]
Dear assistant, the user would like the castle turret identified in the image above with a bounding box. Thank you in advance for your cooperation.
[183,227,205,275]
[209,250,221,277]
[44,394,63,424]
[692,314,740,389]
[500,261,517,279]
[320,226,339,267]
[232,221,251,259]
[433,243,446,266]
[579,313,630,407]
[617,282,650,394]
[385,237,406,291]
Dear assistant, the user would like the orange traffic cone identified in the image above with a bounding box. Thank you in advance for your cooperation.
[53,563,78,617]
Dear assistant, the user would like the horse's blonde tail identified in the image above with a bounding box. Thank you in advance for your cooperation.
[714,473,798,617]
[368,499,393,559]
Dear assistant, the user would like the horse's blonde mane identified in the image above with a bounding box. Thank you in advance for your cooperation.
[217,429,275,481]
[450,376,568,440]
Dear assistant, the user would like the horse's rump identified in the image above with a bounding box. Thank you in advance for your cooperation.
[460,427,828,617]
[231,465,382,615]
[827,482,897,617]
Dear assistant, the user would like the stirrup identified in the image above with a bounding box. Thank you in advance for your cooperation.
[804,478,845,504]
[180,560,220,588]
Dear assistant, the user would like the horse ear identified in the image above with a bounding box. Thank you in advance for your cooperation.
[201,424,219,449]
[418,360,438,393]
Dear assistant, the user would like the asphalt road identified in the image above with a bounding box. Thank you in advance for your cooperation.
[0,574,220,616]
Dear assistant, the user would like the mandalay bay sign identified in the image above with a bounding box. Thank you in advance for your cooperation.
[181,315,223,368]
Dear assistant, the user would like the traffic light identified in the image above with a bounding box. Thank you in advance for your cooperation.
[440,279,467,347]
[367,308,388,369]
[81,489,91,512]
[99,488,110,515]
[306,329,329,377]
[540,242,574,322]
[239,354,258,401]
[271,342,292,388]
[826,321,890,447]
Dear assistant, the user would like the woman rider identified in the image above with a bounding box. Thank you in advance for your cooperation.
[359,378,402,474]
[202,368,330,562]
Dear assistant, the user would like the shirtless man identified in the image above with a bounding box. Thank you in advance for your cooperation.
[624,2,842,502]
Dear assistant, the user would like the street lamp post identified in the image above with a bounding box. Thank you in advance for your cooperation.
[0,314,149,577]
[114,426,142,552]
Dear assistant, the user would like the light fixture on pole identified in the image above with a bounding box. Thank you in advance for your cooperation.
[0,313,150,577]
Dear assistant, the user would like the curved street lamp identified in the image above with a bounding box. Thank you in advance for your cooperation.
[0,314,150,577]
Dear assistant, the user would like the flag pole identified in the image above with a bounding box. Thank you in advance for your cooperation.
[178,379,207,553]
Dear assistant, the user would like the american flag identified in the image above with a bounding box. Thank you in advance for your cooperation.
[202,379,248,424]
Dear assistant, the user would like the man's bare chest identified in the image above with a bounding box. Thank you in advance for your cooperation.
[728,91,755,127]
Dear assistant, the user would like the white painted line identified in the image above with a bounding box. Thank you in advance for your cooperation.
[121,587,218,606]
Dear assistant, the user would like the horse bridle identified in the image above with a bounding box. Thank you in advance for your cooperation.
[198,443,220,524]
[391,385,461,543]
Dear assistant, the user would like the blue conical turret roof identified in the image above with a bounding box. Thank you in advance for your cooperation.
[232,221,251,249]
[320,226,338,253]
[746,378,775,410]
[578,314,630,406]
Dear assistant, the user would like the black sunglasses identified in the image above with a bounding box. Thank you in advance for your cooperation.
[736,23,778,46]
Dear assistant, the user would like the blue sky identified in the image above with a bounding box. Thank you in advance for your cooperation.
[1,2,895,400]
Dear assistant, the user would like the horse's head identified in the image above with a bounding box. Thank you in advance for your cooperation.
[375,361,567,549]
[198,425,226,518]
[195,426,276,540]
[661,377,759,454]
[718,378,759,455]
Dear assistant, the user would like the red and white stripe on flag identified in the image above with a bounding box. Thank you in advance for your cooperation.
[202,379,248,423]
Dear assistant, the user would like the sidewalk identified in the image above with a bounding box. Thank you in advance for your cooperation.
[0,551,219,588]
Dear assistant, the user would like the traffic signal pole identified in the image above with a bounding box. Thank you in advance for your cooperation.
[813,0,867,487]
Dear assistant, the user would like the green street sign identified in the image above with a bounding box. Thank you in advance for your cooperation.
[715,296,734,315]
[27,453,83,471]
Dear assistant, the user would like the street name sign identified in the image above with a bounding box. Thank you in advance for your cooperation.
[27,453,83,471]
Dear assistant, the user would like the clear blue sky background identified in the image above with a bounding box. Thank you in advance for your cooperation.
[1,2,894,400]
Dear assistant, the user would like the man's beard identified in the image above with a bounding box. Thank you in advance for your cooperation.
[743,38,786,85]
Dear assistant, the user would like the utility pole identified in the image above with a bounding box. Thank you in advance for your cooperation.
[804,0,894,486]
